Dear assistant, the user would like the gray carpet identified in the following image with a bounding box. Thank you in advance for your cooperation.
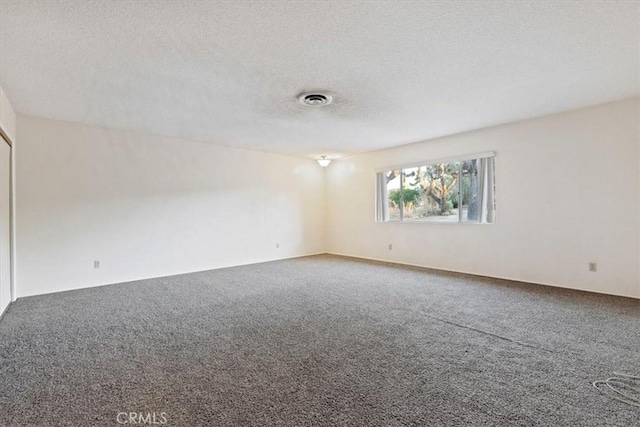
[0,255,638,426]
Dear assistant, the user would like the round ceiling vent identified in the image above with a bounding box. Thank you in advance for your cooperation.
[299,92,333,107]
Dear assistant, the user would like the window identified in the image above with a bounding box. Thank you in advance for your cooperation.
[375,153,495,223]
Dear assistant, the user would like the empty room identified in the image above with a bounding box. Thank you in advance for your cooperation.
[0,1,639,426]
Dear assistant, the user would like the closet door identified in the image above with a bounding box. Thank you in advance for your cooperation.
[0,137,11,315]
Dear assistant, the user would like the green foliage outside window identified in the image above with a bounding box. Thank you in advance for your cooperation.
[388,188,421,208]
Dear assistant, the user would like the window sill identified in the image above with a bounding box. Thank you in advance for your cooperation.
[379,220,494,225]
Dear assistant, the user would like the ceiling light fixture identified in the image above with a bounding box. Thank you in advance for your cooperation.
[299,92,332,107]
[317,156,331,167]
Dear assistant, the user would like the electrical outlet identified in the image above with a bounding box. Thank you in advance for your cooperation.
[94,260,100,269]
[588,262,597,272]
[276,243,280,249]
[388,244,393,250]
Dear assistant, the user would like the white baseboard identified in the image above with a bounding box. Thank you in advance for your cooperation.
[324,251,639,300]
[17,251,327,299]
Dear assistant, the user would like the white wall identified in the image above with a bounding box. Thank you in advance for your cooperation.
[15,115,325,297]
[327,98,640,299]
[12,98,640,299]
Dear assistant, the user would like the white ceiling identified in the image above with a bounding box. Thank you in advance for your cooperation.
[1,1,639,158]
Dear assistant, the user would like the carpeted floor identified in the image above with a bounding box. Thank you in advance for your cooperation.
[0,255,638,426]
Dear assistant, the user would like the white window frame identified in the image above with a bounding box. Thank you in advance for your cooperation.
[375,152,496,224]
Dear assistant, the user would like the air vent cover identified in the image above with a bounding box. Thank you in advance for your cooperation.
[299,92,333,107]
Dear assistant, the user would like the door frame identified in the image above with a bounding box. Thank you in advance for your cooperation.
[0,127,15,306]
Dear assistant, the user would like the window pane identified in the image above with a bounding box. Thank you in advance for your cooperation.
[401,167,423,220]
[403,162,460,222]
[386,170,402,220]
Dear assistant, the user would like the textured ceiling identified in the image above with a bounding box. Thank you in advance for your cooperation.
[1,1,639,158]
